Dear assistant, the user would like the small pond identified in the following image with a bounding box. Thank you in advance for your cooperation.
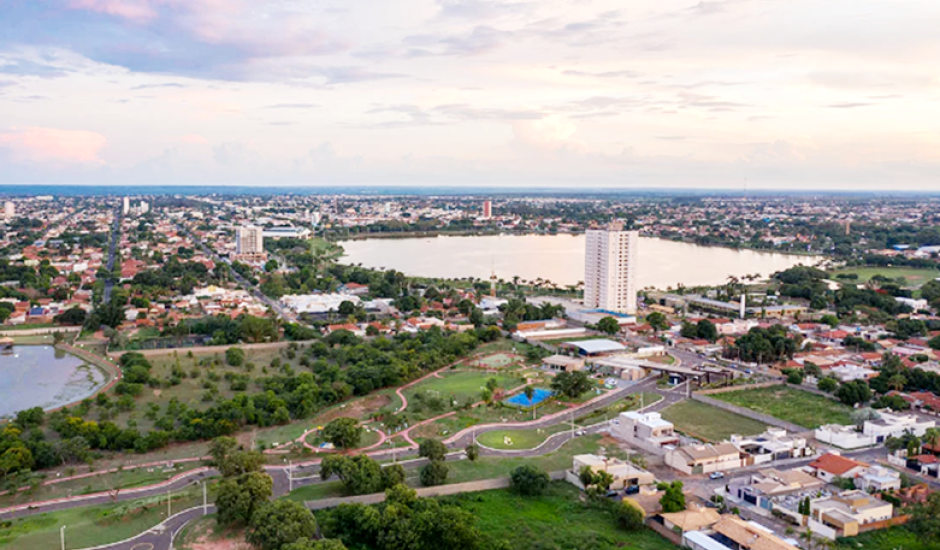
[0,345,110,418]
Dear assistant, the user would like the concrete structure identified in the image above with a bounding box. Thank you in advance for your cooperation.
[665,443,747,475]
[730,428,812,464]
[809,490,894,539]
[612,411,679,453]
[727,468,824,511]
[541,354,586,372]
[122,196,129,215]
[482,200,492,219]
[566,454,655,491]
[583,222,638,314]
[3,201,14,219]
[139,200,149,214]
[262,226,312,239]
[281,293,360,314]
[233,224,267,262]
[855,466,901,492]
[590,356,649,381]
[815,411,936,449]
[563,338,626,356]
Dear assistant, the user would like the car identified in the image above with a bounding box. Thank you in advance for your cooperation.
[744,369,752,374]
[709,472,725,480]
[574,430,585,436]
[624,485,641,495]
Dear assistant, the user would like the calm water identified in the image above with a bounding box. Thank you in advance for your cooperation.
[340,234,822,289]
[0,346,109,418]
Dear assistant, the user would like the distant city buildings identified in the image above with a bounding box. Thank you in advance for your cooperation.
[583,221,638,314]
[3,201,14,219]
[122,197,130,215]
[482,200,492,219]
[139,200,149,214]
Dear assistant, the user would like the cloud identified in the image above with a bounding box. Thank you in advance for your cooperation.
[512,115,582,151]
[264,103,318,109]
[0,127,107,164]
[131,82,186,90]
[562,69,642,79]
[179,134,207,144]
[0,59,71,79]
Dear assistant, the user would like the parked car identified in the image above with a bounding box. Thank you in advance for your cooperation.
[709,472,725,480]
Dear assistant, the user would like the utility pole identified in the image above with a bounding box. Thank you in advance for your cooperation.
[288,460,293,493]
[167,488,171,518]
[202,482,208,515]
[60,525,66,550]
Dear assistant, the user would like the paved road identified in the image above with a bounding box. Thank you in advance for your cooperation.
[102,202,122,304]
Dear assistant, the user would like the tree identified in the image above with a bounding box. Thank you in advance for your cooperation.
[418,438,448,462]
[385,483,418,507]
[659,481,686,513]
[381,464,406,489]
[836,379,871,406]
[54,307,88,326]
[786,371,804,385]
[225,347,246,367]
[597,316,620,335]
[551,371,592,399]
[910,491,940,542]
[817,377,839,393]
[697,319,718,343]
[510,465,550,496]
[420,460,449,486]
[465,443,479,462]
[803,362,822,378]
[579,465,596,488]
[248,500,319,550]
[282,539,348,550]
[524,385,535,403]
[323,418,363,449]
[216,471,273,526]
[320,455,386,495]
[887,374,908,392]
[208,436,264,478]
[616,500,645,531]
[646,312,668,333]
[923,428,940,451]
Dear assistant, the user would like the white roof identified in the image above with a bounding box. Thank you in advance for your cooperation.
[566,339,626,353]
[685,531,732,550]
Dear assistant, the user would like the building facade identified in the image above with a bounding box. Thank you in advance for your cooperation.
[583,222,638,314]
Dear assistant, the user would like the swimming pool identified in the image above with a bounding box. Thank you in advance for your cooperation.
[505,388,553,407]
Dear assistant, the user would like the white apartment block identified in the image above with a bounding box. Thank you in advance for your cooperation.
[236,225,265,255]
[583,222,638,314]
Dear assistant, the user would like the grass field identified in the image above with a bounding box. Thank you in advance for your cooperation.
[661,400,769,442]
[836,526,940,550]
[441,483,679,550]
[830,266,939,287]
[0,483,210,549]
[475,424,570,450]
[403,371,522,412]
[711,386,853,428]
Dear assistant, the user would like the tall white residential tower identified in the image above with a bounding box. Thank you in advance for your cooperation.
[3,201,14,219]
[583,222,638,314]
[236,225,264,255]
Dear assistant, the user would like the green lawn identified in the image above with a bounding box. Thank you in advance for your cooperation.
[830,267,939,287]
[442,482,679,550]
[836,526,940,550]
[475,425,570,450]
[711,386,853,428]
[404,371,522,409]
[575,392,662,425]
[0,483,209,549]
[661,400,769,442]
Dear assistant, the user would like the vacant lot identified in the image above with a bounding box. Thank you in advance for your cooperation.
[442,483,679,550]
[661,400,769,442]
[711,385,852,428]
[836,526,940,550]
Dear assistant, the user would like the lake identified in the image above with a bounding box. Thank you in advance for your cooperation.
[340,234,822,289]
[0,345,110,418]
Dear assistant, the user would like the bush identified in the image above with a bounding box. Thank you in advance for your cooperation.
[615,501,645,531]
[420,461,449,486]
[510,465,550,496]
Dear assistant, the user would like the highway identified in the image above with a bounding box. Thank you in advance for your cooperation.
[102,202,122,304]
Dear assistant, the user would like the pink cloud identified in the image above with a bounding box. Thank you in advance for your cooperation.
[180,134,208,144]
[0,127,107,164]
[68,0,160,22]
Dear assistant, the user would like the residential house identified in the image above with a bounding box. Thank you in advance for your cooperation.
[566,454,655,491]
[541,354,585,373]
[660,505,722,534]
[809,490,894,539]
[665,443,747,475]
[814,411,936,449]
[612,411,680,454]
[730,428,812,464]
[685,515,799,550]
[807,453,869,483]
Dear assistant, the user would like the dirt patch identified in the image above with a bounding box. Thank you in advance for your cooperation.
[153,389,162,398]
[313,394,392,424]
[179,520,250,550]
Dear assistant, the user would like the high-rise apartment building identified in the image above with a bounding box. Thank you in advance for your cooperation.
[583,222,638,314]
[139,200,149,214]
[122,197,130,215]
[482,200,492,219]
[3,201,14,219]
[236,225,264,255]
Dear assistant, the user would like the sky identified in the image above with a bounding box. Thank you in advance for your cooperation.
[0,0,938,190]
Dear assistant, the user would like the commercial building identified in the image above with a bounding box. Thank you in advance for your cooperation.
[541,354,586,372]
[262,226,311,239]
[612,411,679,453]
[583,222,638,314]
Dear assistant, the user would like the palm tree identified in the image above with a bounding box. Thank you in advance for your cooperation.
[887,374,907,392]
[923,427,940,452]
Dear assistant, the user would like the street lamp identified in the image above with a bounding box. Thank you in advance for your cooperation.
[60,525,66,550]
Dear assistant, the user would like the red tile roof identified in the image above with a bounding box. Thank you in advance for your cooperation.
[809,453,869,476]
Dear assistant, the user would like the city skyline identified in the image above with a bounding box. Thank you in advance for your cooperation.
[0,1,938,190]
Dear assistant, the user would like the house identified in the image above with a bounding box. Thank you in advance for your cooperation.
[660,505,722,534]
[807,453,869,483]
[814,411,936,449]
[326,324,365,337]
[730,428,812,464]
[809,490,894,539]
[566,454,655,491]
[728,468,824,511]
[665,443,747,475]
[612,411,679,454]
[541,354,585,373]
[686,515,799,550]
[855,466,901,492]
